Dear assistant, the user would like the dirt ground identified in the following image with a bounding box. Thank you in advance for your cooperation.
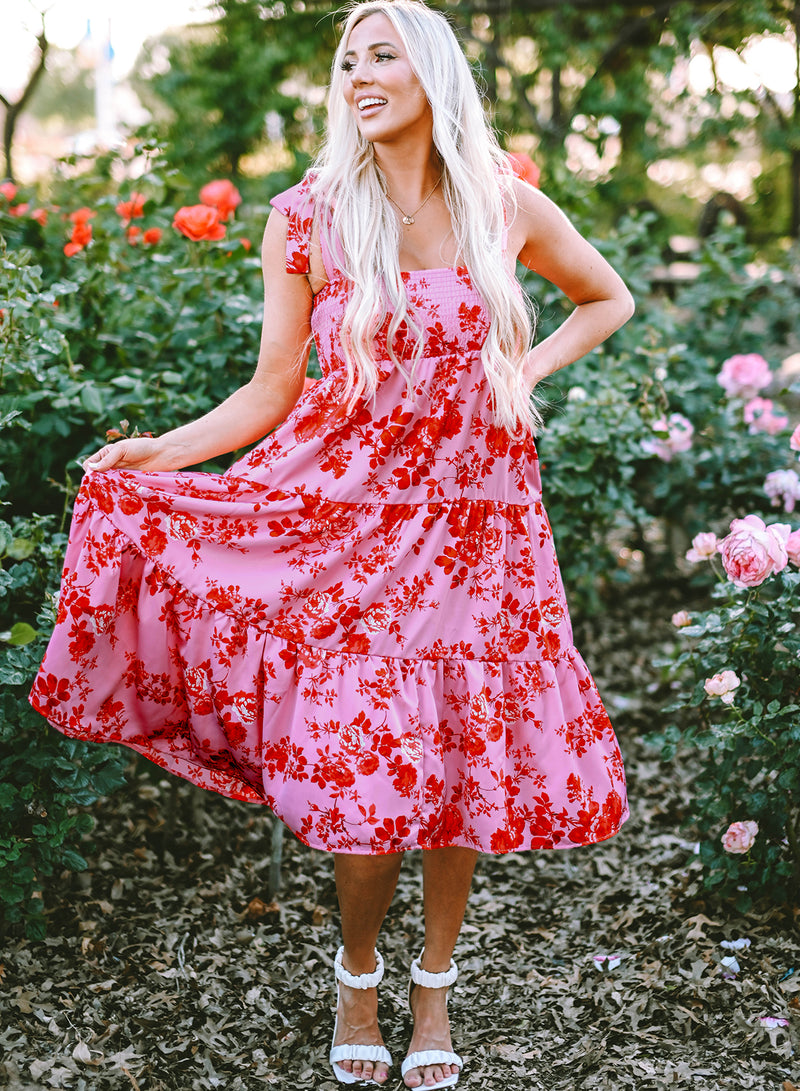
[2,585,799,1090]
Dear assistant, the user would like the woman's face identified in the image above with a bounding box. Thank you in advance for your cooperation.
[340,12,432,147]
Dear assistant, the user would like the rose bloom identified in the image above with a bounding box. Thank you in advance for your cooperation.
[704,670,741,704]
[115,193,145,223]
[717,353,772,399]
[764,468,800,514]
[686,531,718,563]
[791,423,800,453]
[743,397,788,436]
[507,151,541,189]
[143,226,162,245]
[0,181,17,201]
[787,528,800,566]
[9,202,29,217]
[173,204,226,241]
[64,221,92,256]
[69,207,95,225]
[717,514,790,587]
[199,179,242,220]
[671,610,691,628]
[126,225,141,244]
[30,207,48,226]
[641,413,694,461]
[721,820,758,854]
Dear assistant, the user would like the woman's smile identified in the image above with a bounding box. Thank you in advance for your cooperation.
[342,12,432,143]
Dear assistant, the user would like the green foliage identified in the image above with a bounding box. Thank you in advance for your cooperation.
[0,511,128,939]
[655,565,800,910]
[1,151,266,517]
[134,0,338,182]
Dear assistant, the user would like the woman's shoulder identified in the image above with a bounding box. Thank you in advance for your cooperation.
[269,172,319,219]
[271,172,314,217]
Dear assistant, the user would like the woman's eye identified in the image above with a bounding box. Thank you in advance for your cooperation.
[375,52,395,62]
[340,60,354,71]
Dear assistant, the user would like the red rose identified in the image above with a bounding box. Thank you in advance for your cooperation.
[115,193,145,223]
[119,493,144,515]
[357,752,379,776]
[143,227,162,245]
[172,205,226,241]
[64,221,92,257]
[507,152,541,189]
[69,207,95,225]
[200,179,242,220]
[329,762,355,789]
[141,524,168,555]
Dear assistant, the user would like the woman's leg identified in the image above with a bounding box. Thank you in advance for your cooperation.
[404,847,479,1089]
[332,851,405,1083]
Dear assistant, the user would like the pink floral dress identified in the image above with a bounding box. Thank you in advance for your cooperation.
[30,179,628,855]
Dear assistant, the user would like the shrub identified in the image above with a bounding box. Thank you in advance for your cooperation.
[656,497,800,909]
[0,510,129,938]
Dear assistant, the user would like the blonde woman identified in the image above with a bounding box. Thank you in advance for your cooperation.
[31,0,634,1086]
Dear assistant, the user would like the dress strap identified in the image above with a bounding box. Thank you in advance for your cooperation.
[270,179,313,275]
[269,176,340,283]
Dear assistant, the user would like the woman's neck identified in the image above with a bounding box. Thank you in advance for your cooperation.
[374,145,442,207]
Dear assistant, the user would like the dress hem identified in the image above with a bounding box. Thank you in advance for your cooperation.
[31,695,630,856]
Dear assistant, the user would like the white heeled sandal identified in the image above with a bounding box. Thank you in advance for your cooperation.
[330,946,393,1085]
[402,950,463,1090]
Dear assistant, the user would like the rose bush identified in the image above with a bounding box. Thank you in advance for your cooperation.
[655,429,800,906]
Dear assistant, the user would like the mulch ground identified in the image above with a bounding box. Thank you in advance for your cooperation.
[2,582,799,1091]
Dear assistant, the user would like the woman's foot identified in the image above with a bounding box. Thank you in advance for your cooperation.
[403,980,459,1088]
[331,959,391,1084]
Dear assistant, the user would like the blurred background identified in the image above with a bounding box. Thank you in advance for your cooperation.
[2,0,799,246]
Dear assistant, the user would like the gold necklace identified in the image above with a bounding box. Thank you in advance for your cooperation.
[385,177,441,225]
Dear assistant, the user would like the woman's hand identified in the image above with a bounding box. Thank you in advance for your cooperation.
[81,436,166,474]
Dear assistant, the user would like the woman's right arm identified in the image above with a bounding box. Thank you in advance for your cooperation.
[82,208,313,473]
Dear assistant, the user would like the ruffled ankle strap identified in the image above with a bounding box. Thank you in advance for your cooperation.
[334,946,385,989]
[410,950,458,989]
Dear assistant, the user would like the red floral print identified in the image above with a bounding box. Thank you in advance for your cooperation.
[29,176,628,856]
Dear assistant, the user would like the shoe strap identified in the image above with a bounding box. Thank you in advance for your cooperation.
[330,1043,393,1065]
[401,1049,463,1076]
[410,950,458,989]
[334,946,384,989]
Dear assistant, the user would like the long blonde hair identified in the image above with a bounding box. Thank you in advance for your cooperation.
[310,0,540,434]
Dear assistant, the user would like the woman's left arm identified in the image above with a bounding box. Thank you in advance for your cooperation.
[509,177,635,391]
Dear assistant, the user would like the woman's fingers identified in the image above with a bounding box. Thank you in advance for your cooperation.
[82,439,138,473]
[80,437,162,474]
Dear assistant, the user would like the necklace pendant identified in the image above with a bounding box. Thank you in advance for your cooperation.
[402,215,415,225]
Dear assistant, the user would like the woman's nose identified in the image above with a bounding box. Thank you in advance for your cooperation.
[349,58,371,85]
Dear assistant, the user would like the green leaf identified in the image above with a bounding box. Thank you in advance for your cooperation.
[2,622,38,646]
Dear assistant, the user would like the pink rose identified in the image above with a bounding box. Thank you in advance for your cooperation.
[672,610,691,628]
[641,413,694,461]
[787,529,800,566]
[791,423,800,453]
[704,670,741,705]
[717,514,790,587]
[764,469,800,514]
[721,820,758,854]
[686,532,718,563]
[717,354,771,399]
[743,397,788,435]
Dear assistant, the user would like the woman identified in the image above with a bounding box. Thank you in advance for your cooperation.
[31,1,634,1086]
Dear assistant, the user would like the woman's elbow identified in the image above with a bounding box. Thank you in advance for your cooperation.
[618,287,636,325]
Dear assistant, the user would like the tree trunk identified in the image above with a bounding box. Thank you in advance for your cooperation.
[0,29,49,183]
